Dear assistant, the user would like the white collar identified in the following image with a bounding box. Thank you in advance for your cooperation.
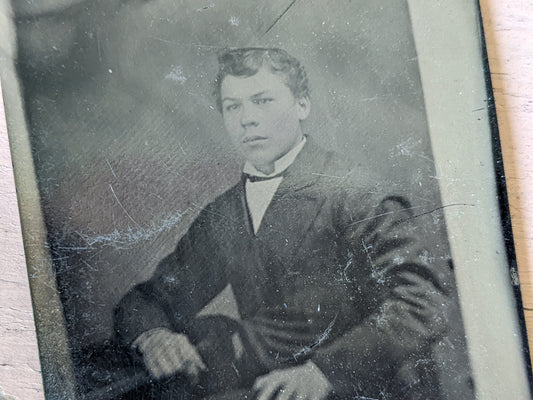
[243,136,307,178]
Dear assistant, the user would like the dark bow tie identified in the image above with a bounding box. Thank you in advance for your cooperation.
[244,172,286,183]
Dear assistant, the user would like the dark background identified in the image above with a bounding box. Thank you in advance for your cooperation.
[12,0,444,388]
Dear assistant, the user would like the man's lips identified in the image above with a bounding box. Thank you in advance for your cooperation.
[242,136,268,144]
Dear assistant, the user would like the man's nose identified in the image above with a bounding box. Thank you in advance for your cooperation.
[240,104,259,128]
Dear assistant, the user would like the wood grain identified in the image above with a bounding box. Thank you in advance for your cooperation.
[479,0,533,358]
[0,1,531,398]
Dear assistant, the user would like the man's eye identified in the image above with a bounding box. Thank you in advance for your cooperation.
[253,98,273,105]
[225,104,240,112]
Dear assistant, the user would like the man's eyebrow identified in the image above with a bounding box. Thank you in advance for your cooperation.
[222,91,271,103]
[250,91,270,98]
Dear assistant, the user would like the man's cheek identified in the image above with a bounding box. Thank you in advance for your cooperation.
[224,122,241,141]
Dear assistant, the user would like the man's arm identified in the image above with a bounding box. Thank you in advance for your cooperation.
[309,193,455,397]
[113,205,229,377]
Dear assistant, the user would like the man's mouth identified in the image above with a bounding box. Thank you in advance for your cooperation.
[242,136,268,144]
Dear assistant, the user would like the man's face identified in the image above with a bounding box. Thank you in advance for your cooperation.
[220,67,310,172]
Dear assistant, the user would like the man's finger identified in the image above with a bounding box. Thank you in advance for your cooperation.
[151,348,177,374]
[179,340,207,372]
[275,387,294,400]
[155,351,180,377]
[139,331,207,383]
[181,360,201,385]
[145,356,168,380]
[253,375,266,392]
[254,375,284,400]
[175,334,208,372]
[256,385,281,400]
[145,343,185,379]
[253,373,273,392]
[187,360,206,377]
[188,349,207,371]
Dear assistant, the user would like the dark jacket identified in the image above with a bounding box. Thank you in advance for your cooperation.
[114,141,472,399]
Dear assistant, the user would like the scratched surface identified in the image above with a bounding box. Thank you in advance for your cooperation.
[0,0,531,399]
[14,0,439,377]
[8,0,442,396]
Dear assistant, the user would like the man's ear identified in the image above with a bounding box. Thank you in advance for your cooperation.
[296,96,311,121]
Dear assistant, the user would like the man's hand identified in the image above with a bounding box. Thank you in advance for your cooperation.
[253,361,332,400]
[134,328,207,383]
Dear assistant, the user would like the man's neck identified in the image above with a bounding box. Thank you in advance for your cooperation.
[253,163,276,176]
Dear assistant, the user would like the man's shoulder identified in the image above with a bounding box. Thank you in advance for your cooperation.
[195,180,243,220]
[312,147,391,197]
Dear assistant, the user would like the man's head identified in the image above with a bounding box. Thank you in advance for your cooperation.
[215,48,311,173]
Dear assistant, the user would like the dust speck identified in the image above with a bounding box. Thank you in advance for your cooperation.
[165,65,187,84]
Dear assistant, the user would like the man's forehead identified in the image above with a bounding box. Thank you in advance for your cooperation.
[220,68,291,100]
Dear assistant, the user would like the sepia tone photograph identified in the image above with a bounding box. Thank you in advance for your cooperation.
[0,1,531,399]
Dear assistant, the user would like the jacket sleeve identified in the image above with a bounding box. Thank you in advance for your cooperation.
[113,205,229,349]
[311,193,456,397]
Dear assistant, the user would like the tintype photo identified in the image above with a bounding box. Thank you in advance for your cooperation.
[0,1,530,399]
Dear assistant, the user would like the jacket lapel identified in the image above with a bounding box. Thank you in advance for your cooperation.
[254,140,331,258]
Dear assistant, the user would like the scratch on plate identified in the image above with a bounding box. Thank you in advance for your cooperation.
[105,159,117,178]
[416,153,434,163]
[404,203,475,221]
[347,203,474,227]
[96,30,102,63]
[109,184,142,229]
[291,314,338,360]
[311,172,345,179]
[76,210,185,249]
[149,36,223,50]
[263,0,298,36]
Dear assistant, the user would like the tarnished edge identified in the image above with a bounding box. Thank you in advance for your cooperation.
[0,2,77,399]
[409,0,531,398]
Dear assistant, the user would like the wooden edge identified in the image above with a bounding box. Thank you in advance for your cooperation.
[479,0,533,362]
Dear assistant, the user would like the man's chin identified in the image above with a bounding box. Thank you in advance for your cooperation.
[242,152,275,167]
[244,155,278,173]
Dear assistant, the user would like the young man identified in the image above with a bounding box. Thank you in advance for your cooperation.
[115,48,468,400]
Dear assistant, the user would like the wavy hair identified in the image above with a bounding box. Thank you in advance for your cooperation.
[214,47,310,112]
